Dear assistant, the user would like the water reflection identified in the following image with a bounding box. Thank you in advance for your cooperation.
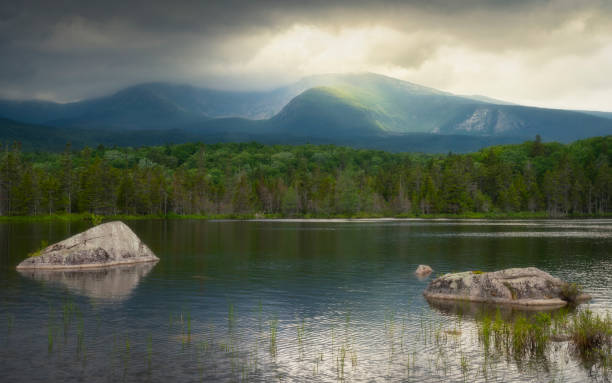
[0,219,609,382]
[17,261,157,301]
[425,296,571,319]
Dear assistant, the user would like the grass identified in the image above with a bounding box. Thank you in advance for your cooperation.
[561,282,583,304]
[337,345,347,380]
[6,313,14,334]
[228,303,235,333]
[460,352,469,382]
[76,310,84,357]
[7,298,610,381]
[479,311,552,358]
[89,213,103,226]
[269,316,278,358]
[47,308,55,353]
[296,318,305,357]
[146,334,153,370]
[478,308,611,373]
[571,310,612,364]
[27,239,48,257]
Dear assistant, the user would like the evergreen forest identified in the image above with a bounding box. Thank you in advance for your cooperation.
[1,135,610,218]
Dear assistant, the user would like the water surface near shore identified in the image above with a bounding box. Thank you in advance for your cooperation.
[0,219,610,382]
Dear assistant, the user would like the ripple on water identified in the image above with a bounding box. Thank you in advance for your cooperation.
[0,219,609,382]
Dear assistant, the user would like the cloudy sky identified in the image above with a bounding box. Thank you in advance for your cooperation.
[1,0,611,111]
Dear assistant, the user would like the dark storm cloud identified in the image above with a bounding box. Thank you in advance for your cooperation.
[0,0,610,109]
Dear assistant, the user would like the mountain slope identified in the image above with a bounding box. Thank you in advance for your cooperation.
[579,110,612,120]
[0,83,294,129]
[436,104,612,141]
[0,92,528,153]
[285,74,612,139]
[0,73,611,151]
[269,87,383,137]
[0,118,85,150]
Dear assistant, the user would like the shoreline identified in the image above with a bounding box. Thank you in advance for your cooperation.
[0,212,611,223]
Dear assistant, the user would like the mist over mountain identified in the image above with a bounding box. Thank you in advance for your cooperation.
[0,73,610,152]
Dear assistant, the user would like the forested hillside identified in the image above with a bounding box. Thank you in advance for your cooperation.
[0,136,610,217]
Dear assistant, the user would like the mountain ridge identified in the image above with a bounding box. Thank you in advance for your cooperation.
[0,73,611,152]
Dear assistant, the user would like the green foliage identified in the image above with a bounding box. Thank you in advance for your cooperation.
[90,213,103,226]
[0,136,610,218]
[561,283,583,304]
[478,308,611,372]
[28,239,48,257]
[571,310,612,360]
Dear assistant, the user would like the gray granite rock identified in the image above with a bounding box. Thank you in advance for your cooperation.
[423,267,590,307]
[415,264,433,276]
[17,221,158,269]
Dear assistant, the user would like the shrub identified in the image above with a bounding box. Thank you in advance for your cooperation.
[28,240,48,257]
[561,283,582,303]
[88,213,103,226]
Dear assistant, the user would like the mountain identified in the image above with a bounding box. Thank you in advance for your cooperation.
[0,73,611,152]
[0,83,295,129]
[278,74,612,140]
[0,118,84,150]
[460,95,516,105]
[269,87,383,137]
[579,110,612,120]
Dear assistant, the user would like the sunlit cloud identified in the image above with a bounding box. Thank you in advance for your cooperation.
[0,0,611,110]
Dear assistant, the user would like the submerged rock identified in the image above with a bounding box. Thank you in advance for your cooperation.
[415,264,433,276]
[423,267,590,307]
[16,221,158,270]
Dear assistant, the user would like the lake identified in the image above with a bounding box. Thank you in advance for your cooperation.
[1,219,610,382]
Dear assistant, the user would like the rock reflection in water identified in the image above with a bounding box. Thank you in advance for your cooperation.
[17,261,157,301]
[425,296,571,320]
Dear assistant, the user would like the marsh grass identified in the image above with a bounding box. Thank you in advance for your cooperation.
[478,310,551,359]
[48,308,56,353]
[169,309,192,345]
[228,303,235,333]
[268,316,278,358]
[570,310,612,372]
[76,310,84,357]
[460,351,469,382]
[6,313,14,334]
[187,311,191,342]
[11,298,610,382]
[337,344,347,380]
[122,336,131,379]
[296,318,305,359]
[62,298,76,339]
[478,308,611,376]
[146,334,153,370]
[256,300,263,333]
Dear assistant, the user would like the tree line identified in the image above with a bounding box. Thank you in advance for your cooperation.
[0,136,610,217]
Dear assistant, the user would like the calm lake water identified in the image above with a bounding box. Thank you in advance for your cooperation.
[0,219,610,382]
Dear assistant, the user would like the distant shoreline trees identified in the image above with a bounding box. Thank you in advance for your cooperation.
[0,137,610,217]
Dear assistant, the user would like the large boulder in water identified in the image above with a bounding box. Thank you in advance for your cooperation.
[423,267,590,307]
[17,221,158,270]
